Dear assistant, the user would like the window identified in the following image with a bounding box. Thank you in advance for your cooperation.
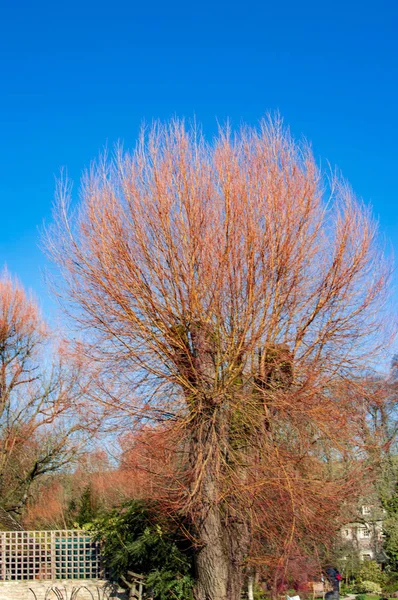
[362,506,371,516]
[361,554,372,561]
[361,528,371,538]
[344,529,350,537]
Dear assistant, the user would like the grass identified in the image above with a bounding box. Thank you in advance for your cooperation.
[349,595,394,600]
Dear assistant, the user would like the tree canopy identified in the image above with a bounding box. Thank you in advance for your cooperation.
[45,117,394,600]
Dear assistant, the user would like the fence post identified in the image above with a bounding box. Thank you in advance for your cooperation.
[50,531,56,580]
[1,532,5,580]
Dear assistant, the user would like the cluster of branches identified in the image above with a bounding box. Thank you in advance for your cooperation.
[0,273,97,524]
[44,117,394,600]
[23,449,143,529]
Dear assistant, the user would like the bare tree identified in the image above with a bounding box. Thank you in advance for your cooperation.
[45,117,393,600]
[0,272,92,522]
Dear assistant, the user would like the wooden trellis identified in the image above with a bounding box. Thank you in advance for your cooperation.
[0,530,102,581]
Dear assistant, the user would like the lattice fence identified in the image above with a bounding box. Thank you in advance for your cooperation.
[0,530,102,580]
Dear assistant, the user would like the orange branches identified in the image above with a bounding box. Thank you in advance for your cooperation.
[0,272,95,518]
[45,117,394,600]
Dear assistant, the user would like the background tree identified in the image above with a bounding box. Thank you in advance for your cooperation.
[46,118,393,600]
[382,481,398,572]
[0,272,92,523]
[23,444,148,529]
[359,357,398,573]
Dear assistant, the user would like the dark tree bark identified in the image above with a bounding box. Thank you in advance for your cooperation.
[187,323,251,600]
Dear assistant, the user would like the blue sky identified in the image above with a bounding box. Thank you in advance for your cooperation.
[0,0,397,334]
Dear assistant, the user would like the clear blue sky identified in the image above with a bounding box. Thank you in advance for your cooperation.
[0,0,397,329]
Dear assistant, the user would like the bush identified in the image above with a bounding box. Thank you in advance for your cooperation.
[341,583,355,596]
[355,595,366,600]
[253,584,267,599]
[359,560,386,586]
[87,500,194,599]
[383,583,398,595]
[382,574,398,595]
[146,570,194,600]
[356,580,382,594]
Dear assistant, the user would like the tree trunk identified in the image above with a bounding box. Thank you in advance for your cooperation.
[194,501,229,600]
[226,516,249,599]
[192,460,248,600]
[188,324,248,600]
[194,504,247,600]
[191,416,230,600]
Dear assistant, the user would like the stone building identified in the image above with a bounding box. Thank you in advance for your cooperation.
[341,504,386,562]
